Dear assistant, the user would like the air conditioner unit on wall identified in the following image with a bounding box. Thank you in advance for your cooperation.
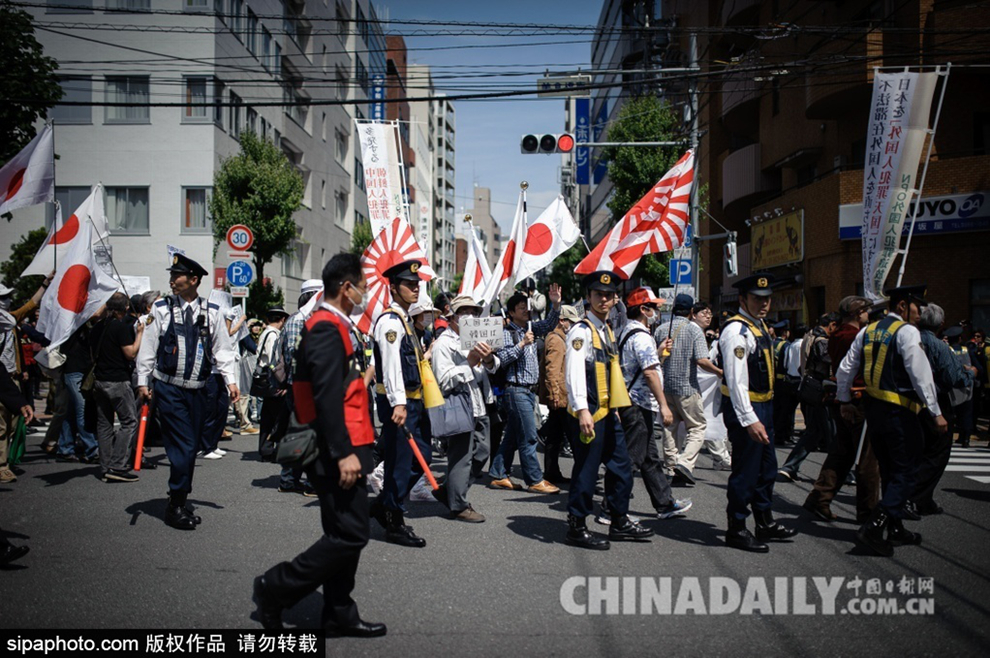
[834,155,848,170]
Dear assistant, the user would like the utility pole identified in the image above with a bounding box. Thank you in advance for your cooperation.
[688,30,701,299]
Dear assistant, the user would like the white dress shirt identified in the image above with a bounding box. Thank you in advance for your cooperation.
[717,308,766,427]
[835,313,941,416]
[374,302,415,408]
[135,294,237,387]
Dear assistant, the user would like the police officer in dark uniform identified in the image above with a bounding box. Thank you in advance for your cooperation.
[564,270,653,550]
[836,284,945,556]
[136,254,239,530]
[718,273,798,552]
[369,260,431,547]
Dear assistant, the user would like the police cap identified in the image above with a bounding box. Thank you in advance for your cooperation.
[772,319,790,331]
[884,284,928,307]
[582,270,621,293]
[167,253,209,279]
[733,272,775,297]
[383,260,425,283]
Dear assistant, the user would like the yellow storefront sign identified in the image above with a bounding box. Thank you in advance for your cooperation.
[751,209,804,269]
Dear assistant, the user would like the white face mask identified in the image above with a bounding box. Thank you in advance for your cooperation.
[348,285,369,315]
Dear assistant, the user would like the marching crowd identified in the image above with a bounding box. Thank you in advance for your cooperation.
[1,254,988,634]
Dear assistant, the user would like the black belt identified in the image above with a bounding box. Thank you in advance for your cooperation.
[507,383,538,393]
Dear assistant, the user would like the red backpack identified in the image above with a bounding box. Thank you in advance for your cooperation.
[292,309,374,448]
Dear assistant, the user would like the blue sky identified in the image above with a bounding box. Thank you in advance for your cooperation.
[386,0,602,233]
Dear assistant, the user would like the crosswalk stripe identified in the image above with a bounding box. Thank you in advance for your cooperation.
[966,476,990,484]
[948,458,990,464]
[945,465,990,472]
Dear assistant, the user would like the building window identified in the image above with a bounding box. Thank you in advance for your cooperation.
[47,0,92,13]
[262,27,273,71]
[321,45,327,73]
[231,0,244,37]
[213,79,225,128]
[246,9,258,55]
[336,1,349,39]
[182,187,212,234]
[184,0,209,9]
[321,112,327,141]
[320,180,326,209]
[335,66,348,101]
[215,0,224,19]
[48,186,90,229]
[354,157,365,191]
[50,76,92,124]
[282,241,305,279]
[229,91,242,137]
[334,129,347,164]
[183,77,209,121]
[246,107,257,134]
[108,0,150,10]
[273,42,282,78]
[105,187,150,234]
[260,117,268,139]
[273,128,281,147]
[334,190,347,227]
[972,279,990,330]
[104,76,150,123]
[356,58,368,96]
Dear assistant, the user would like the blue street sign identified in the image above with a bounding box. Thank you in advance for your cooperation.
[669,259,692,286]
[226,260,254,287]
[575,98,590,185]
[371,74,386,121]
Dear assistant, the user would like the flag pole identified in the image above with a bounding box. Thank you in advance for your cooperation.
[521,181,532,333]
[51,120,57,277]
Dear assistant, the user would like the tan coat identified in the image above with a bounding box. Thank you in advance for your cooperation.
[539,326,568,409]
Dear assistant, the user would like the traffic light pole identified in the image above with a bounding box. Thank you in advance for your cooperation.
[688,31,701,303]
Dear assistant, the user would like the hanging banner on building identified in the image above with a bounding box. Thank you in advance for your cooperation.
[370,74,386,122]
[860,71,938,301]
[839,191,989,239]
[593,100,608,185]
[750,209,804,269]
[357,121,406,237]
[575,98,591,185]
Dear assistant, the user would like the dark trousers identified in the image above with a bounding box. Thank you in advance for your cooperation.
[618,405,673,511]
[781,401,833,477]
[725,399,777,521]
[773,379,798,444]
[153,380,206,495]
[806,404,880,521]
[948,399,975,443]
[264,447,371,627]
[864,398,924,520]
[912,412,953,507]
[566,412,632,519]
[259,395,289,453]
[375,396,429,512]
[543,407,573,478]
[487,401,503,470]
[201,375,229,455]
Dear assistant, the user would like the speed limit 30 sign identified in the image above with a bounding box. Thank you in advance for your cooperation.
[226,224,254,251]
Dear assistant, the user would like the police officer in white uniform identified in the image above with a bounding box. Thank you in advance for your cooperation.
[836,284,945,556]
[136,254,238,530]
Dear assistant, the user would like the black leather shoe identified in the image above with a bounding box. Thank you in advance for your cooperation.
[887,519,922,547]
[609,516,654,541]
[326,619,387,638]
[0,544,29,566]
[165,504,197,530]
[384,510,426,548]
[252,576,284,630]
[726,516,769,553]
[857,508,894,556]
[754,509,799,541]
[915,500,944,516]
[183,507,202,525]
[566,514,609,550]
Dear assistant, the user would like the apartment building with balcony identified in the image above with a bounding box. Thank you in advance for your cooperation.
[433,97,457,286]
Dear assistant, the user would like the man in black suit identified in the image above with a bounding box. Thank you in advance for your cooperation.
[252,252,384,637]
[0,363,32,565]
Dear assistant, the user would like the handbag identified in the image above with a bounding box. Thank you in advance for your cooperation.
[427,387,474,438]
[276,415,320,468]
[250,331,279,397]
[81,322,110,395]
[798,374,826,406]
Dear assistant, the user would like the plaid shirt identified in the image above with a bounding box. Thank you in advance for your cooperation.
[496,304,560,386]
[280,311,305,385]
[654,316,708,397]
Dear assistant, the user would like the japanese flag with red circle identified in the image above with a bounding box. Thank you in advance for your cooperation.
[0,124,55,215]
[22,184,111,277]
[478,191,526,307]
[514,195,581,284]
[36,212,120,349]
[458,223,492,302]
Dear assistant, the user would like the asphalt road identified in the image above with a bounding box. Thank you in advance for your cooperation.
[2,423,989,657]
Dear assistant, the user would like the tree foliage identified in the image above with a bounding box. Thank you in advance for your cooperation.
[0,229,48,308]
[350,218,373,256]
[245,278,284,320]
[602,95,685,292]
[209,131,303,283]
[0,2,62,164]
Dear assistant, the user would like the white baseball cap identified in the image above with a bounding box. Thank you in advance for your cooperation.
[0,284,14,297]
[301,279,323,294]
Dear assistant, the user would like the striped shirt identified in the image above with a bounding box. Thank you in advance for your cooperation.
[654,316,708,397]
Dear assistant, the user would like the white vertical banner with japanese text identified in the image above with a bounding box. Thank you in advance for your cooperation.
[357,121,406,237]
[861,71,938,301]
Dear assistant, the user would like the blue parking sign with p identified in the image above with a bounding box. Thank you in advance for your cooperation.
[226,261,254,287]
[669,259,692,285]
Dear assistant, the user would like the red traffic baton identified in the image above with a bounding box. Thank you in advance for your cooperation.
[403,425,439,491]
[133,404,150,471]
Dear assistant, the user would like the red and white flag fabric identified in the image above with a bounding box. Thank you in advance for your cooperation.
[514,195,581,284]
[36,217,120,349]
[458,224,492,301]
[479,191,526,306]
[357,217,436,334]
[576,149,694,278]
[22,184,111,277]
[0,124,55,215]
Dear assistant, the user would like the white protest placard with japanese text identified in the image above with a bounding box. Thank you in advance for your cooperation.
[459,317,504,351]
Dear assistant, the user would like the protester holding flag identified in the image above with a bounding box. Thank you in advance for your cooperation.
[135,254,239,531]
[488,284,562,495]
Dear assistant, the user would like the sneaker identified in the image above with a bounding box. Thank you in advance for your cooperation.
[103,470,139,483]
[198,450,223,460]
[213,448,227,456]
[278,484,318,497]
[711,458,732,471]
[658,498,693,519]
[452,506,486,523]
[0,467,16,483]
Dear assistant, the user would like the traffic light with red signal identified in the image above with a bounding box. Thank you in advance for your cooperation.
[520,133,575,154]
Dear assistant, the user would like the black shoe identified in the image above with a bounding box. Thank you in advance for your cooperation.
[103,469,139,483]
[726,516,769,553]
[325,619,387,638]
[79,455,99,465]
[754,509,799,541]
[183,506,202,525]
[673,463,696,485]
[561,444,573,458]
[140,459,157,470]
[384,510,426,548]
[902,500,922,521]
[856,507,894,557]
[566,514,609,550]
[915,500,944,516]
[609,516,654,542]
[0,544,29,566]
[252,576,284,630]
[165,504,197,531]
[55,453,79,463]
[887,518,922,547]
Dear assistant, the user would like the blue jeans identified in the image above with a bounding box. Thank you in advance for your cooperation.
[59,372,98,459]
[489,386,543,486]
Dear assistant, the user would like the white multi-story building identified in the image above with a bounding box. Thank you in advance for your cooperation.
[433,97,456,286]
[4,0,386,303]
[406,64,435,265]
